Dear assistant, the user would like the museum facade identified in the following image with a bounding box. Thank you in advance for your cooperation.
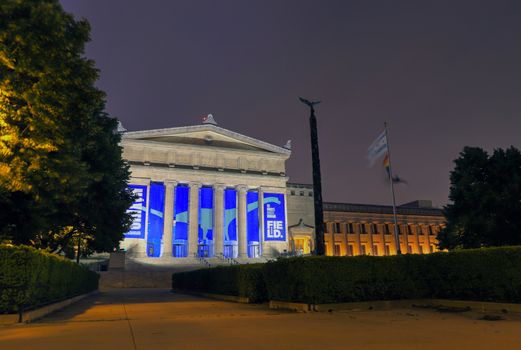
[120,116,291,260]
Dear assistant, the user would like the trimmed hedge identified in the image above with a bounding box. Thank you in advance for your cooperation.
[172,264,267,302]
[263,254,428,304]
[0,244,99,314]
[172,247,521,304]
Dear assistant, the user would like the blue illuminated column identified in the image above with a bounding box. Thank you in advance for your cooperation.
[147,182,165,257]
[188,182,201,257]
[237,185,248,258]
[173,184,189,257]
[162,181,176,257]
[258,187,265,256]
[198,186,214,257]
[223,188,238,258]
[213,185,225,257]
[246,191,260,258]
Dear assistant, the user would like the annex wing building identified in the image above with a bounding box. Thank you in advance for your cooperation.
[286,183,445,257]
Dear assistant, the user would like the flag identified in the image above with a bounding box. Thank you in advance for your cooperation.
[367,130,387,166]
[383,153,408,185]
[383,153,391,177]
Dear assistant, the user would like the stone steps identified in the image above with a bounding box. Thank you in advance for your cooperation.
[99,254,271,290]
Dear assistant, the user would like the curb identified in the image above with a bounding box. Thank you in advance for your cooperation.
[268,300,313,312]
[0,290,98,325]
[267,299,521,313]
[172,290,250,303]
[421,299,521,314]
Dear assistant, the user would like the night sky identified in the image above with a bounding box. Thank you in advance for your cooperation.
[60,0,521,208]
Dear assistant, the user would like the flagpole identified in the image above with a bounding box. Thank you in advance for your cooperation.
[384,122,401,255]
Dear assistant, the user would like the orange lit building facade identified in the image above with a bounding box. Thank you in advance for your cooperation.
[287,183,445,257]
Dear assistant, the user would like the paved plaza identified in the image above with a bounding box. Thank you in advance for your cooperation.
[1,289,520,350]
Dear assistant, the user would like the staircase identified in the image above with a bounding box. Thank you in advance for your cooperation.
[98,253,270,290]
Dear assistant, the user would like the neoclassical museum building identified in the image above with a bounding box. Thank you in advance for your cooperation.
[120,116,445,263]
[120,116,291,261]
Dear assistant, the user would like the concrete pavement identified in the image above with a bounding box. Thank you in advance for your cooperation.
[1,288,520,350]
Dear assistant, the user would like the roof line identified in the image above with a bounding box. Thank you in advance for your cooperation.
[123,124,291,155]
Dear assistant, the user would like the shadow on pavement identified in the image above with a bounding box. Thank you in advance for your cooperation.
[35,289,212,323]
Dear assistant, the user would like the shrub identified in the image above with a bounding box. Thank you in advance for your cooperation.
[172,264,266,303]
[262,254,430,304]
[263,247,521,304]
[172,247,521,305]
[0,244,99,314]
[421,247,521,302]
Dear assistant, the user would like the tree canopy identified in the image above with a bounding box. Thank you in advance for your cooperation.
[0,0,134,254]
[438,146,521,249]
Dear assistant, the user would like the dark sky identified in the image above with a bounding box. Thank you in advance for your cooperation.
[60,0,521,208]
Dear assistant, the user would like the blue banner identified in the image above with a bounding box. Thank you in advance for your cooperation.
[198,187,214,257]
[263,192,286,241]
[223,189,237,258]
[125,185,147,239]
[224,189,237,242]
[247,191,260,242]
[147,182,165,257]
[199,187,214,242]
[247,191,260,258]
[173,184,189,257]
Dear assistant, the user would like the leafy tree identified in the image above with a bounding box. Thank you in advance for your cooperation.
[73,107,135,255]
[0,0,133,253]
[438,146,521,249]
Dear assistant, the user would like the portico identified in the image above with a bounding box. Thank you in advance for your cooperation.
[120,116,291,261]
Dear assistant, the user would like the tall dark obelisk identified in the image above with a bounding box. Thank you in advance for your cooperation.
[299,97,325,256]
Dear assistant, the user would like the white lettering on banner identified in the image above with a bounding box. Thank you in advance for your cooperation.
[266,220,283,238]
[129,188,144,231]
[266,204,276,219]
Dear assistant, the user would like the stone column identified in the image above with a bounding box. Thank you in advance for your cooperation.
[213,184,225,258]
[402,225,409,254]
[188,182,201,257]
[379,224,386,256]
[237,185,248,258]
[355,226,362,255]
[162,181,176,257]
[367,224,375,255]
[391,223,399,255]
[424,225,431,253]
[342,227,348,256]
[259,187,265,257]
[415,225,422,254]
[329,230,335,256]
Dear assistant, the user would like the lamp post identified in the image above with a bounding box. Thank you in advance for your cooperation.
[299,97,325,256]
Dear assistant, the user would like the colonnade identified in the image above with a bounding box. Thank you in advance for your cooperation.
[159,181,267,259]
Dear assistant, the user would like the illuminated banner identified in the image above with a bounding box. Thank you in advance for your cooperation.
[224,189,237,242]
[125,185,147,239]
[198,187,214,257]
[247,191,260,243]
[173,185,189,257]
[147,182,165,257]
[263,192,286,241]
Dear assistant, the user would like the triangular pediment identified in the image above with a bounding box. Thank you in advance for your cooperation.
[122,124,290,155]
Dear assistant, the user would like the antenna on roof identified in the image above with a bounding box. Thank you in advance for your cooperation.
[202,114,217,125]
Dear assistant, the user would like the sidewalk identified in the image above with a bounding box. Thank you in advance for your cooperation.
[1,288,520,350]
